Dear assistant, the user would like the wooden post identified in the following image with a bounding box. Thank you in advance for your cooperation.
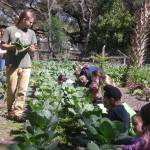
[102,45,106,57]
[123,56,126,65]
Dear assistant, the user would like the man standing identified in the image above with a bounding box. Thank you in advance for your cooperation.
[1,10,37,122]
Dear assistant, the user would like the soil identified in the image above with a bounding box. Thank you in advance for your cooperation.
[0,87,149,149]
[119,87,149,112]
[0,100,25,150]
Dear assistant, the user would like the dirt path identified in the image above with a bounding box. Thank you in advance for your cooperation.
[0,87,149,149]
[0,100,25,150]
[119,87,149,112]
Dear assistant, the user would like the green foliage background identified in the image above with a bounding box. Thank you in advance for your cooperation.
[89,0,134,54]
[39,16,67,53]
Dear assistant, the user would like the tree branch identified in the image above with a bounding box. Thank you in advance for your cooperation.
[0,0,19,15]
[1,8,16,23]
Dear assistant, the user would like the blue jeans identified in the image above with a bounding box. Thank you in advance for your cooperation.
[0,59,5,72]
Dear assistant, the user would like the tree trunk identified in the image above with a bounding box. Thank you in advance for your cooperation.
[129,0,150,67]
[47,0,55,54]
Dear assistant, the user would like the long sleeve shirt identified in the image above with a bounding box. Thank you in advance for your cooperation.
[123,131,150,150]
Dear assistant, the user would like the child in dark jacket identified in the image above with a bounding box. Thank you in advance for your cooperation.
[74,64,105,87]
[103,84,130,130]
[103,84,134,145]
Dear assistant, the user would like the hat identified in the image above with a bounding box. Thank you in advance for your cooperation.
[104,84,122,100]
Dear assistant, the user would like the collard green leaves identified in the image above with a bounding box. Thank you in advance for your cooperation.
[11,38,31,54]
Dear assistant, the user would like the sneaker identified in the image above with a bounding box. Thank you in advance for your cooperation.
[8,110,15,119]
[14,115,25,122]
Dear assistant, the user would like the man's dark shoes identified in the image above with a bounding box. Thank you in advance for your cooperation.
[8,110,15,119]
[14,115,25,122]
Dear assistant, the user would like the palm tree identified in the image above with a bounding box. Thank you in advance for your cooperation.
[129,0,150,67]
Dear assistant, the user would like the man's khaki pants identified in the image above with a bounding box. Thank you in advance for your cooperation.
[6,67,31,116]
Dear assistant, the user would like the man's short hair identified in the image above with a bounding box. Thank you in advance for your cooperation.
[104,84,122,100]
[58,74,67,82]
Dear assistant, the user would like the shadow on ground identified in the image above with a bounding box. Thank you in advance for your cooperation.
[0,101,25,149]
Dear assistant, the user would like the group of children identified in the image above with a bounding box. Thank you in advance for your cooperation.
[57,63,150,149]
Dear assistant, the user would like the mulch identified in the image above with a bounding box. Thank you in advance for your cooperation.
[119,87,149,112]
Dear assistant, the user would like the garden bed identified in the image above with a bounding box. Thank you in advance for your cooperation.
[0,86,149,149]
[0,61,149,149]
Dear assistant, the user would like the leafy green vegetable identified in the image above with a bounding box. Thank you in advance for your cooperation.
[6,61,149,149]
[11,38,31,51]
[87,142,101,150]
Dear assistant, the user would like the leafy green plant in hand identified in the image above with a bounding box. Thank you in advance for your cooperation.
[11,38,31,52]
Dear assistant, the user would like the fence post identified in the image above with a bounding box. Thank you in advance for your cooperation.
[102,45,106,57]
